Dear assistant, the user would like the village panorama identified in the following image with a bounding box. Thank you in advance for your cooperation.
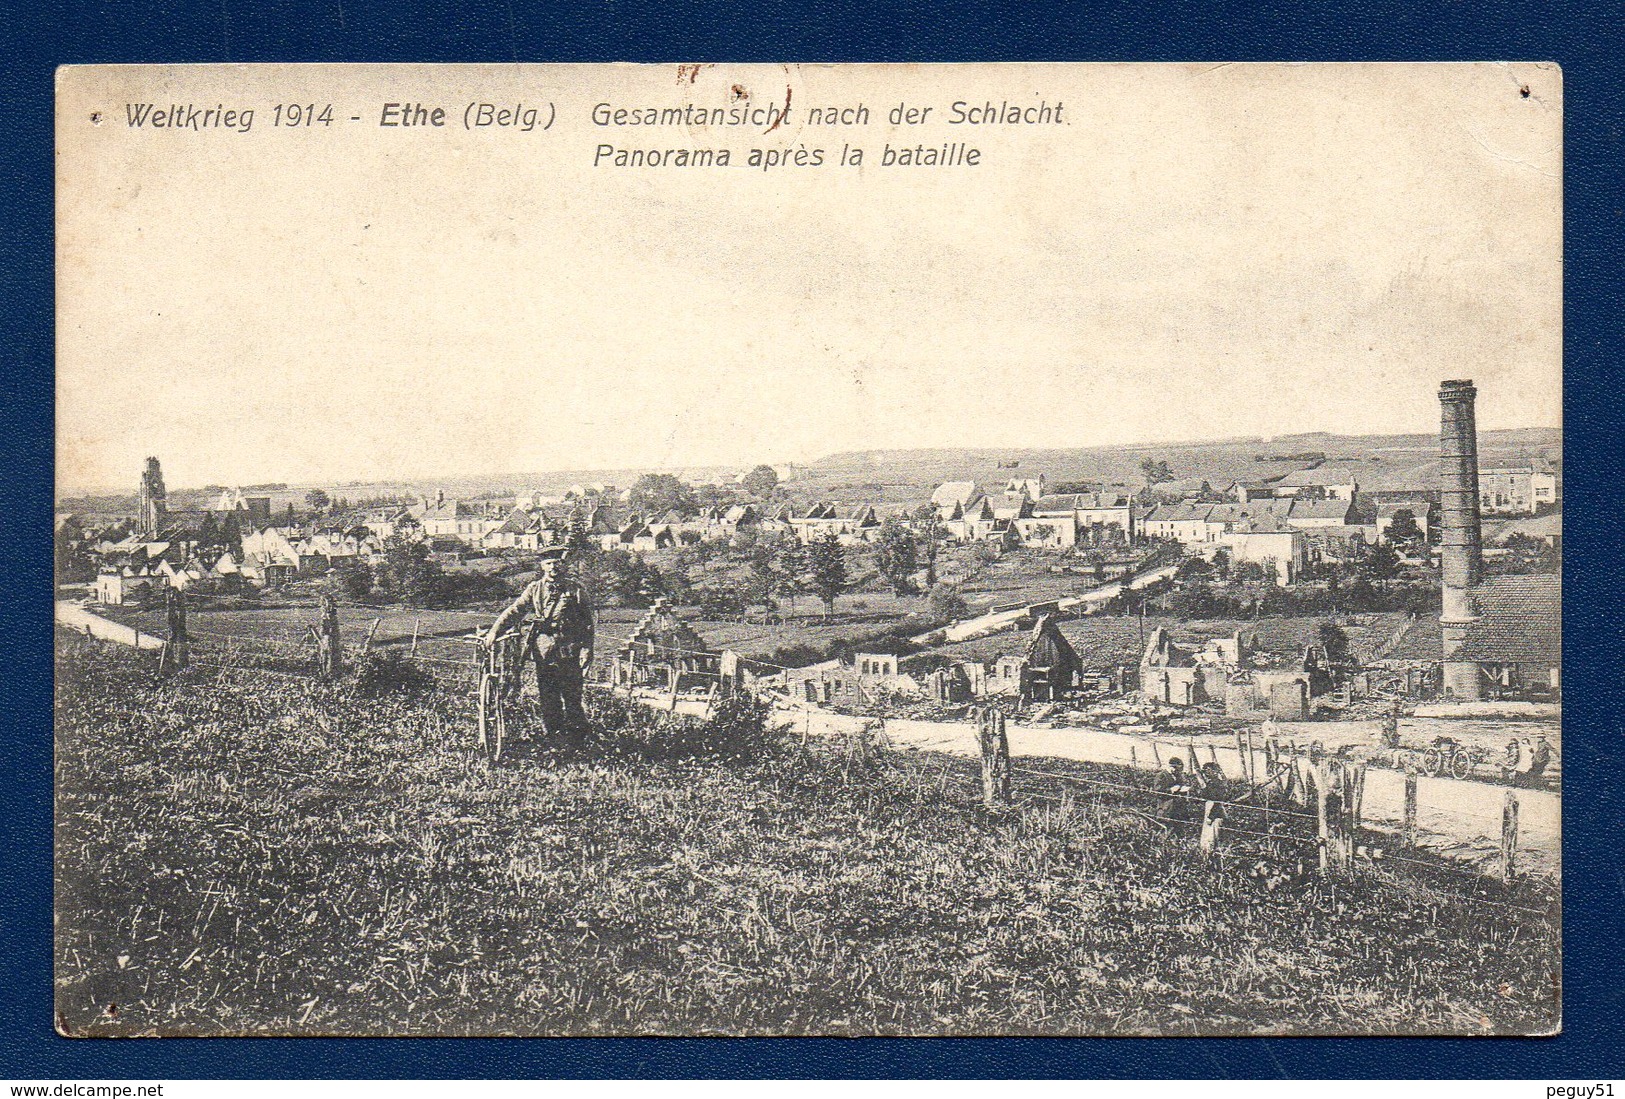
[54,380,1560,1036]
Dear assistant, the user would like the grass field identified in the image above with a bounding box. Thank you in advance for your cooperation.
[55,633,1558,1036]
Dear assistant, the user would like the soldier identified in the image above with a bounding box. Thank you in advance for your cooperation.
[1154,756,1197,830]
[487,546,595,749]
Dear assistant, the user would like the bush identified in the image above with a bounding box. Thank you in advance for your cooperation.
[582,687,778,762]
[351,649,437,697]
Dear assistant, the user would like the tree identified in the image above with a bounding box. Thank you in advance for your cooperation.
[807,532,849,615]
[773,537,811,609]
[374,535,444,606]
[740,464,779,498]
[305,488,331,512]
[911,504,943,588]
[1363,541,1402,582]
[1385,508,1423,550]
[1140,457,1175,485]
[221,512,244,557]
[1317,622,1352,666]
[627,473,696,517]
[874,516,919,594]
[333,560,374,600]
[926,583,968,622]
[744,542,782,611]
[1175,555,1214,582]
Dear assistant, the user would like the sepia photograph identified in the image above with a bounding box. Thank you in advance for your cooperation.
[53,62,1560,1036]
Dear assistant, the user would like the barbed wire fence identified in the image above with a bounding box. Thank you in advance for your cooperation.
[65,594,1556,923]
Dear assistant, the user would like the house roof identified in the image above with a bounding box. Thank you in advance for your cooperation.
[930,481,978,508]
[1287,498,1356,521]
[1209,500,1294,524]
[1454,574,1561,665]
[1147,477,1215,498]
[421,499,472,521]
[1377,501,1433,519]
[1276,465,1364,488]
[1024,615,1081,673]
[1489,512,1563,542]
[1033,492,1131,514]
[1227,517,1298,535]
[1145,503,1214,523]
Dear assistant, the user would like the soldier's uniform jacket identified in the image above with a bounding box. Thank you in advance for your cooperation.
[497,577,594,669]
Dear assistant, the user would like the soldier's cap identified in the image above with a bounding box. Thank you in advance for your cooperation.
[537,545,571,561]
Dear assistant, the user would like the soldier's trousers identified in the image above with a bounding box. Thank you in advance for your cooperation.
[533,657,589,749]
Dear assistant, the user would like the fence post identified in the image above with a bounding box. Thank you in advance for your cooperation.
[1314,758,1355,875]
[1199,800,1223,853]
[361,617,382,657]
[161,587,189,673]
[1500,790,1520,884]
[978,707,1011,809]
[315,594,343,679]
[1403,761,1419,847]
[409,619,420,657]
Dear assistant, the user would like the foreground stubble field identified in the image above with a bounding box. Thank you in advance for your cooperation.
[54,634,1558,1036]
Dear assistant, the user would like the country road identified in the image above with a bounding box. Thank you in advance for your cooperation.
[760,702,1560,878]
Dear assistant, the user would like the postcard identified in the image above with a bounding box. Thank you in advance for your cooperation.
[54,62,1560,1036]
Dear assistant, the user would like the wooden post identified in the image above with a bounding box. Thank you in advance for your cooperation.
[1314,758,1354,875]
[1199,800,1223,853]
[1403,760,1419,847]
[409,619,420,657]
[1130,744,1138,770]
[360,617,382,657]
[161,587,189,673]
[1150,740,1161,768]
[1500,790,1520,884]
[978,707,1011,809]
[316,594,343,679]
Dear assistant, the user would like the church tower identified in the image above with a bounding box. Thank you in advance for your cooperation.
[138,456,167,537]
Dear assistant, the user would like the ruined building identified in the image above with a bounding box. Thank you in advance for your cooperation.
[138,456,167,538]
[610,599,724,694]
[1437,380,1561,700]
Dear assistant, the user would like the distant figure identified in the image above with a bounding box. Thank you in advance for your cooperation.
[487,546,595,750]
[1380,701,1402,749]
[1502,737,1525,784]
[1155,756,1197,829]
[1198,761,1230,802]
[1524,736,1553,788]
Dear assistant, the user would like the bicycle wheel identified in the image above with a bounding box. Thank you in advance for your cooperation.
[479,672,506,763]
[1421,748,1444,777]
[1450,751,1474,781]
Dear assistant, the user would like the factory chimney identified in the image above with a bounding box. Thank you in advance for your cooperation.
[1438,380,1483,700]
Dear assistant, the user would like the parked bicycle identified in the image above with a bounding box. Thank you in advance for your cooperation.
[475,631,524,764]
[1420,736,1489,780]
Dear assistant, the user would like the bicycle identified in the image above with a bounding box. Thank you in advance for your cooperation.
[1421,736,1489,780]
[476,632,524,764]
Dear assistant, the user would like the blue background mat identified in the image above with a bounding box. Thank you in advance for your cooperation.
[4,0,1621,1079]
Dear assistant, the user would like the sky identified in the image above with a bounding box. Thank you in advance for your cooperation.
[57,63,1562,494]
